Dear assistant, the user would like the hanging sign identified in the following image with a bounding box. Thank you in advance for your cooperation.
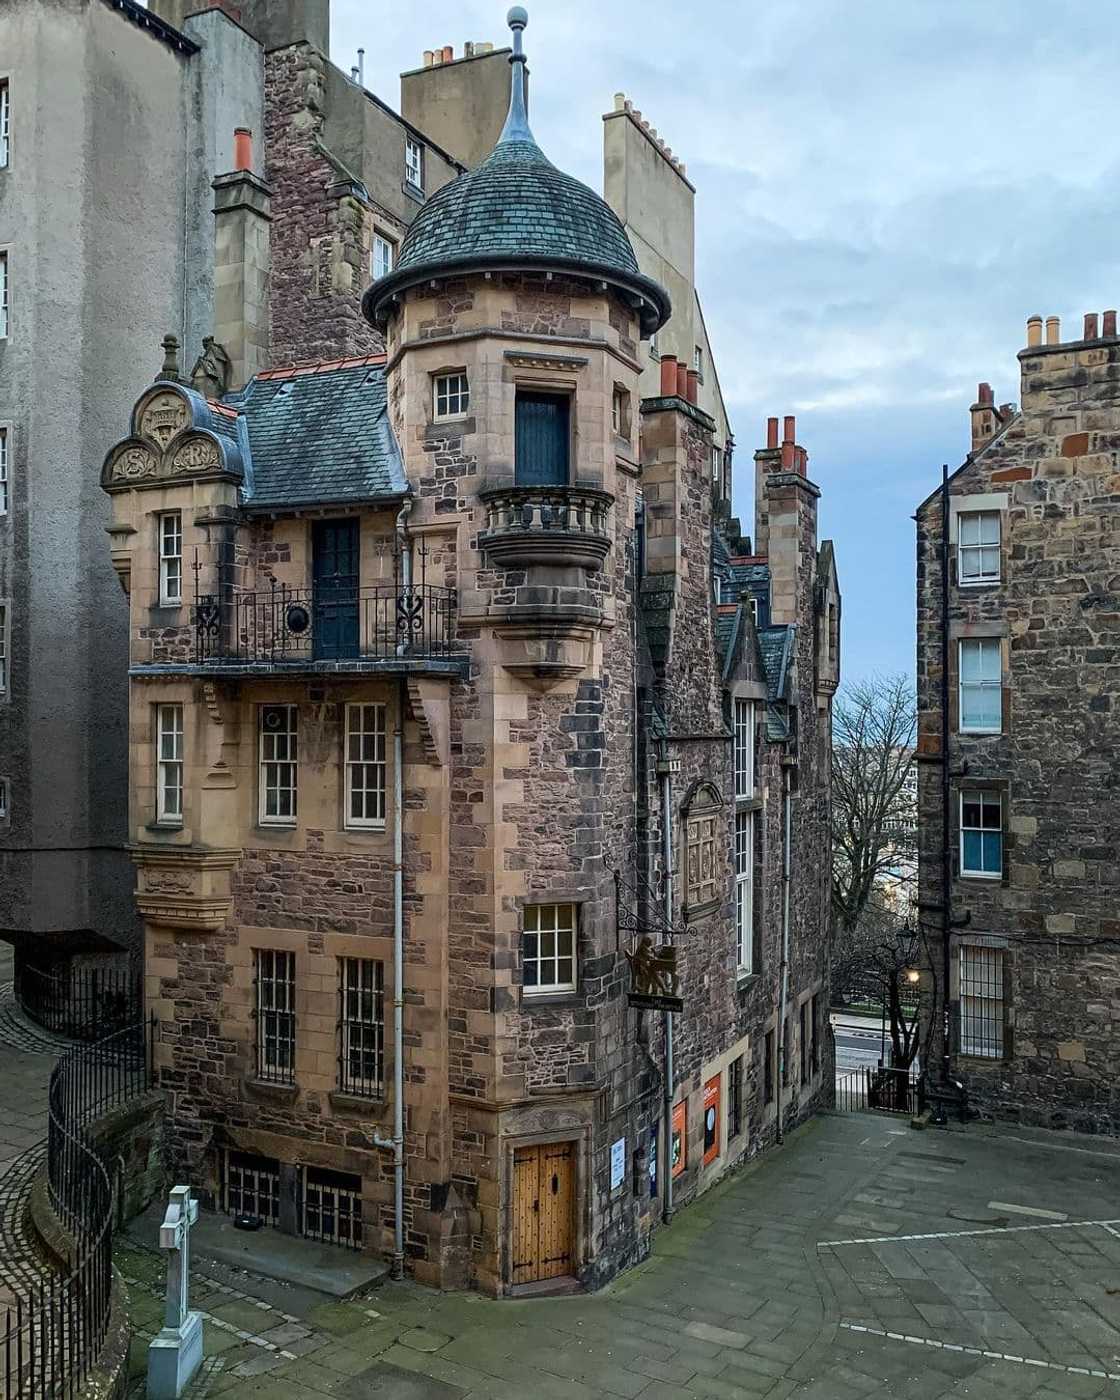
[626,938,684,1014]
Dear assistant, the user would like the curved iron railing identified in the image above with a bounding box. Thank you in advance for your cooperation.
[2,1019,151,1398]
[16,964,138,1043]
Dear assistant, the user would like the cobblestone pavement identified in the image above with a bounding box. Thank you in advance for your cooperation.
[0,944,76,1312]
[118,1108,1120,1399]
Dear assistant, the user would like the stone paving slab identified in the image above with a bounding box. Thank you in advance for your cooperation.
[114,1109,1120,1398]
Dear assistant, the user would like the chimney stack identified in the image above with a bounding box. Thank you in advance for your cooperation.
[755,414,820,626]
[212,129,273,390]
[970,382,1002,452]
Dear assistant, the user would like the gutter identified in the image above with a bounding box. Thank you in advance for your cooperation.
[776,757,793,1143]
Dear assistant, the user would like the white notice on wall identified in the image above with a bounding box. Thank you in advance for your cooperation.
[610,1137,626,1191]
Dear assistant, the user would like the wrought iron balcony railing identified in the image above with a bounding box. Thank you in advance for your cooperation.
[478,485,613,570]
[193,581,457,666]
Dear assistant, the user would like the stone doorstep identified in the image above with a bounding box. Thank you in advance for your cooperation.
[125,1197,390,1300]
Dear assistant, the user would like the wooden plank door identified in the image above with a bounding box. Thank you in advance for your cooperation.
[312,518,360,660]
[511,1142,574,1284]
[514,392,570,486]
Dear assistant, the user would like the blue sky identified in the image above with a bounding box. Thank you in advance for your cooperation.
[335,1,1120,683]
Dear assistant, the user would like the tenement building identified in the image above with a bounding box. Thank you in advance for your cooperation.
[916,311,1120,1133]
[100,11,839,1291]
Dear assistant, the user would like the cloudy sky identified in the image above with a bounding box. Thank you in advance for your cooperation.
[333,1,1120,684]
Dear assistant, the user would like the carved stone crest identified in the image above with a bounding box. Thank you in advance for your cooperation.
[139,391,191,449]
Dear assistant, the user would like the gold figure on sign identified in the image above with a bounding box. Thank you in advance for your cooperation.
[625,937,679,997]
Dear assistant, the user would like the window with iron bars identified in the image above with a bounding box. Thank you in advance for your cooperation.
[254,949,295,1083]
[224,1149,280,1225]
[338,957,384,1098]
[959,944,1004,1059]
[303,1165,363,1249]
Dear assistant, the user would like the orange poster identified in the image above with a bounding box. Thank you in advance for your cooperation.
[671,1100,686,1178]
[703,1074,721,1165]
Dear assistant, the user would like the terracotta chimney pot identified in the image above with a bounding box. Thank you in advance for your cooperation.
[766,417,779,449]
[676,361,689,400]
[660,356,678,397]
[1045,315,1061,345]
[1104,310,1117,337]
[1026,315,1043,348]
[233,127,252,172]
[783,415,796,445]
[685,369,700,404]
[1084,312,1099,341]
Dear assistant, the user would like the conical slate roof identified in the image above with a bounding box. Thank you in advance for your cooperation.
[363,8,669,335]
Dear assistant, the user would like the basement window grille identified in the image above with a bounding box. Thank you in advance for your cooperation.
[224,1150,280,1225]
[255,949,295,1084]
[338,957,384,1098]
[959,945,1004,1059]
[303,1166,363,1249]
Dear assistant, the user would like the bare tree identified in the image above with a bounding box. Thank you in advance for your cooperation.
[831,674,917,938]
[833,901,921,1058]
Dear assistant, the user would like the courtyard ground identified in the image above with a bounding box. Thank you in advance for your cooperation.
[119,1109,1120,1400]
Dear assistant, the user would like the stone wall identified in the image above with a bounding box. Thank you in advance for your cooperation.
[916,317,1120,1133]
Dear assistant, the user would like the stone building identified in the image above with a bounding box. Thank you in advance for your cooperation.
[915,312,1120,1133]
[100,11,840,1292]
[0,0,264,967]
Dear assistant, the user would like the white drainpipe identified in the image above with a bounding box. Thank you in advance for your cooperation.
[776,759,793,1145]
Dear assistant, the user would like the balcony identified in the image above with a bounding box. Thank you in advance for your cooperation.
[188,582,461,675]
[477,485,613,571]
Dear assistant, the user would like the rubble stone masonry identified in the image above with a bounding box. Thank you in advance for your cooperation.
[916,316,1120,1133]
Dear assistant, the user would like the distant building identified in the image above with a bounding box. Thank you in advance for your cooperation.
[916,311,1120,1132]
[100,12,840,1291]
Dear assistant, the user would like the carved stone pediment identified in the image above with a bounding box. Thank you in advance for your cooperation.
[101,383,243,492]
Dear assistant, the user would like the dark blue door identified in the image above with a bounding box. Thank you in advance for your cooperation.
[312,519,359,660]
[515,392,570,486]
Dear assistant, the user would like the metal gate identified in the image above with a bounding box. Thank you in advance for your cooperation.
[836,1065,919,1115]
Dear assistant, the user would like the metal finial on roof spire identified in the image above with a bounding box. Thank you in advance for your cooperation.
[498,6,533,144]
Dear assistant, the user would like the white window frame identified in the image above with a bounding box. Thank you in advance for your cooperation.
[0,80,9,169]
[958,510,1000,585]
[522,903,577,995]
[405,136,424,190]
[259,705,298,825]
[693,344,703,376]
[612,386,626,437]
[345,703,387,829]
[958,637,1002,734]
[156,703,183,824]
[158,511,183,606]
[0,777,8,819]
[433,371,469,420]
[371,231,394,280]
[735,810,753,974]
[0,426,8,515]
[959,944,1004,1058]
[734,698,755,799]
[0,602,8,695]
[960,789,1002,879]
[0,252,8,339]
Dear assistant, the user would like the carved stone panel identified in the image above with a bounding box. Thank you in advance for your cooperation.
[171,437,221,473]
[139,391,191,449]
[112,446,159,482]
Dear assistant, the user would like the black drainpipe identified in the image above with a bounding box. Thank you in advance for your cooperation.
[940,464,952,1086]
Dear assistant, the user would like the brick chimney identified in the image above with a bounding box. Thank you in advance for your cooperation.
[754,415,819,628]
[212,129,272,389]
